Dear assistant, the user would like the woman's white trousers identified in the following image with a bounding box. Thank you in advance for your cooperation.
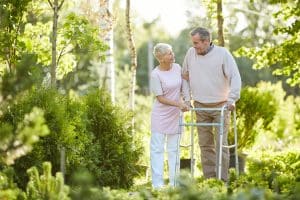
[150,132,180,189]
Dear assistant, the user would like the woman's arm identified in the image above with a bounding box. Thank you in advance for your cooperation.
[156,95,188,111]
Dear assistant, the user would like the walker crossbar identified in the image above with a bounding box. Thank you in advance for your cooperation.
[179,105,239,180]
[180,122,222,126]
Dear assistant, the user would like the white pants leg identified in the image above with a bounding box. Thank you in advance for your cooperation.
[150,132,181,188]
[150,132,165,188]
[167,134,181,187]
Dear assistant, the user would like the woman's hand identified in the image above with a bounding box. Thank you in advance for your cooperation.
[179,102,189,112]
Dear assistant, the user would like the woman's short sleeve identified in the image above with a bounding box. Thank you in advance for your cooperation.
[150,74,163,96]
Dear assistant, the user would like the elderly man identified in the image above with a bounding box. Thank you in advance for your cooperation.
[182,27,241,181]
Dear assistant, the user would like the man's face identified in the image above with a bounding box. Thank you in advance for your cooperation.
[191,33,210,55]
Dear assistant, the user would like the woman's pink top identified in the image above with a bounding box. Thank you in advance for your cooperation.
[150,63,182,134]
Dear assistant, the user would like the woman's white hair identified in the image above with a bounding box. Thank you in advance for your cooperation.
[153,43,172,60]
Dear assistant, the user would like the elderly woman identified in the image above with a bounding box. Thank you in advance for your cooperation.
[150,43,188,189]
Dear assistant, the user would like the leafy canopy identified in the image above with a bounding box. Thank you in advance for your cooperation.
[235,0,300,86]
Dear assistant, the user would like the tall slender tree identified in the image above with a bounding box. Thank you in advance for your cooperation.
[48,0,66,178]
[125,0,137,133]
[202,0,225,46]
[48,0,65,88]
[217,0,225,46]
[99,0,115,103]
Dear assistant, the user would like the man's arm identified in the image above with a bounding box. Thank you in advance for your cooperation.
[224,49,242,110]
[181,52,191,103]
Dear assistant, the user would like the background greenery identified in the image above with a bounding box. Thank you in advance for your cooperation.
[0,0,299,199]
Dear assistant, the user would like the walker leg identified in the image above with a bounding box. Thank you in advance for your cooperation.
[233,110,239,176]
[217,110,224,180]
[191,111,194,177]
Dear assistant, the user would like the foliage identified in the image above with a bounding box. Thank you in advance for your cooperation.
[230,83,278,151]
[133,95,152,166]
[84,89,143,189]
[1,87,143,190]
[0,107,49,165]
[259,82,299,139]
[0,0,109,101]
[26,162,70,200]
[231,81,299,152]
[294,97,300,131]
[64,161,300,200]
[66,167,299,200]
[0,53,44,101]
[69,169,102,200]
[249,82,300,151]
[114,65,152,174]
[225,0,285,91]
[227,0,279,48]
[247,151,300,196]
[69,168,140,200]
[25,10,108,86]
[1,88,87,188]
[0,0,32,72]
[20,21,52,67]
[0,1,46,101]
[166,173,226,200]
[229,150,300,199]
[58,12,108,85]
[235,0,300,86]
[0,168,26,200]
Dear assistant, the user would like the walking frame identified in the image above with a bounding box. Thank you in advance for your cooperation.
[179,105,239,180]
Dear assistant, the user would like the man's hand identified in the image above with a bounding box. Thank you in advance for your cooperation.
[226,101,235,111]
[182,71,189,81]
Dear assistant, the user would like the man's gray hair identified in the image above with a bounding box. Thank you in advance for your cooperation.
[153,43,172,59]
[190,27,211,41]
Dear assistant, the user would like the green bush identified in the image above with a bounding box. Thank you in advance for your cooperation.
[231,84,278,151]
[0,168,26,200]
[1,87,143,189]
[238,151,300,197]
[261,82,300,140]
[83,89,143,189]
[227,82,300,154]
[0,107,49,165]
[115,66,152,171]
[0,53,44,101]
[26,162,70,200]
[1,88,85,189]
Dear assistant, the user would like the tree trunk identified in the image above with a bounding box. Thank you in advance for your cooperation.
[147,40,153,94]
[48,0,64,88]
[125,0,137,134]
[48,0,65,178]
[217,0,225,47]
[51,0,58,87]
[99,0,115,103]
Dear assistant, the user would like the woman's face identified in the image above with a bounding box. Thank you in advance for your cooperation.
[160,49,175,64]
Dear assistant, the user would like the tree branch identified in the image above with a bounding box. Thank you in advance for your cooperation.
[58,0,65,10]
[57,46,73,65]
[47,0,53,8]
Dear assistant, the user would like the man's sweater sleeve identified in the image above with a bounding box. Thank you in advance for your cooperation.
[182,51,191,102]
[224,49,242,103]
